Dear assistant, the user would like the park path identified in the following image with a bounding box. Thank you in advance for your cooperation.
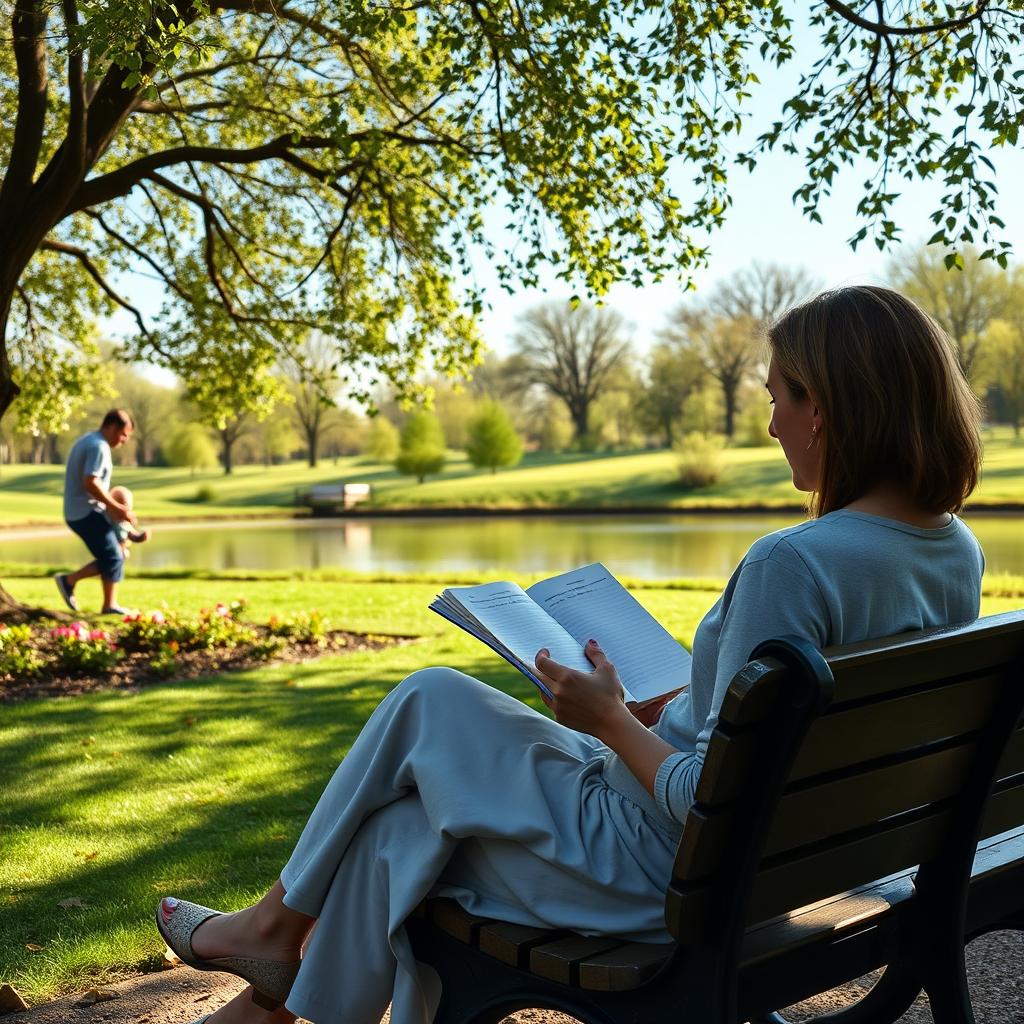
[6,930,1022,1024]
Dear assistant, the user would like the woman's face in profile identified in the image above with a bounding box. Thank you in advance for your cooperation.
[766,359,821,492]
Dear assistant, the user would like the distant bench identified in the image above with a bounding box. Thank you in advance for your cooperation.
[295,482,372,514]
[408,610,1024,1024]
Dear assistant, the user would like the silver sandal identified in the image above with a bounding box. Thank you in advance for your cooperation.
[156,898,300,1010]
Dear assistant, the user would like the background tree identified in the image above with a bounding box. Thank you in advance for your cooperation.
[395,410,446,484]
[637,341,707,447]
[282,332,342,469]
[365,417,399,463]
[465,400,523,474]
[661,310,761,439]
[111,363,178,466]
[163,422,218,476]
[180,320,288,474]
[513,303,631,445]
[706,262,820,330]
[979,318,1024,436]
[890,245,1013,379]
[252,414,300,467]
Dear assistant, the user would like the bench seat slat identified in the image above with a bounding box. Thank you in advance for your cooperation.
[577,942,673,991]
[477,922,569,967]
[428,898,495,943]
[529,936,625,985]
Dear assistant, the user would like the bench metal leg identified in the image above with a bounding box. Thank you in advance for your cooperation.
[922,947,975,1024]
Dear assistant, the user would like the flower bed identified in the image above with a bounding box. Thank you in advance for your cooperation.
[0,601,414,701]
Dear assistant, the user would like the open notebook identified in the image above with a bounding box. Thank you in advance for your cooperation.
[430,562,692,701]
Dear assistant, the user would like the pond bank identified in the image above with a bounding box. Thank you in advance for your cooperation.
[4,500,1024,535]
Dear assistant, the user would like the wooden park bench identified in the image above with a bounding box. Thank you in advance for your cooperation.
[408,610,1024,1023]
[295,482,372,514]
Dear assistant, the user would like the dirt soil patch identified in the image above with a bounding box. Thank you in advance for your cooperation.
[0,629,417,702]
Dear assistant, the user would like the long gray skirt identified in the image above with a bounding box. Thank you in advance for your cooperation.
[279,667,680,1024]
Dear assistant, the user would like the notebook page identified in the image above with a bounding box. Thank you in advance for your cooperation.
[429,598,555,698]
[526,563,691,702]
[442,581,591,674]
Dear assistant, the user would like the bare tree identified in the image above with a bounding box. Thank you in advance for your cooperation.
[707,262,820,328]
[282,333,341,469]
[513,304,632,444]
[664,263,819,438]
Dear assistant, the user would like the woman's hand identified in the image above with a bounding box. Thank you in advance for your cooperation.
[534,639,631,741]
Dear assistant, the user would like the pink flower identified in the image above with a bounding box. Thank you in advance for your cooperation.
[71,622,89,641]
[149,610,166,624]
[214,603,230,618]
[89,629,106,642]
[123,612,140,623]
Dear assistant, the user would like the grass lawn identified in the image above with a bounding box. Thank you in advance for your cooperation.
[2,571,1022,1003]
[1,426,1022,525]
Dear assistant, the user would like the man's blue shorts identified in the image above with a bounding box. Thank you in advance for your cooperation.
[67,510,124,583]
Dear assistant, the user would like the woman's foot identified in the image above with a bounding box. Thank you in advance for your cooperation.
[167,900,303,966]
[198,985,297,1024]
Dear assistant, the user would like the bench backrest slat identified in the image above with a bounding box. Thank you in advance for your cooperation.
[668,611,1024,943]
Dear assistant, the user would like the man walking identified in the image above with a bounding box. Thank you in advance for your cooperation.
[55,409,136,615]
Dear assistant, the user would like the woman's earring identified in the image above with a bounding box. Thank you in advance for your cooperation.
[806,425,819,451]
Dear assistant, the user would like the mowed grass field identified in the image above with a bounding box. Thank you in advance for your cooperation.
[2,569,1022,1005]
[1,426,1022,525]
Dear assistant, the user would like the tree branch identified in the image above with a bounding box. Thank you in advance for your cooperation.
[84,209,191,302]
[66,134,347,213]
[823,0,993,37]
[63,0,86,175]
[39,238,150,335]
[132,100,234,115]
[0,0,49,216]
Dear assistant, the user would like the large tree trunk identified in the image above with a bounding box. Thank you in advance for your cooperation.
[0,298,47,620]
[306,423,319,468]
[221,432,234,474]
[570,402,589,443]
[721,378,738,439]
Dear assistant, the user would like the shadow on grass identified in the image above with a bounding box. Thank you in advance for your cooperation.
[0,653,540,996]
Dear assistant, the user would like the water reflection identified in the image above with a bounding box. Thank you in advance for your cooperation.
[2,513,1021,579]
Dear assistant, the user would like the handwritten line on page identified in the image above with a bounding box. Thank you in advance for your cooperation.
[526,563,691,703]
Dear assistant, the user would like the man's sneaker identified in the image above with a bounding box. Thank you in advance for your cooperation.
[101,605,128,616]
[54,574,78,611]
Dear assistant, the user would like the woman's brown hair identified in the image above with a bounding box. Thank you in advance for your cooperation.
[768,285,982,517]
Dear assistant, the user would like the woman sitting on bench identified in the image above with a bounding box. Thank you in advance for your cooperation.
[156,285,985,1024]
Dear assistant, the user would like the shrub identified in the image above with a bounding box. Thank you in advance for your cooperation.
[394,410,446,483]
[364,416,400,462]
[465,400,523,473]
[674,432,725,489]
[267,609,328,646]
[51,623,121,674]
[193,484,217,503]
[0,624,44,678]
[148,641,181,677]
[119,609,179,653]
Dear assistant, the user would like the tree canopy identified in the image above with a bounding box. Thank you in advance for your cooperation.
[2,0,1023,432]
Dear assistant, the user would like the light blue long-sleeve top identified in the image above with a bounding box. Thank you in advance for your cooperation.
[602,509,985,829]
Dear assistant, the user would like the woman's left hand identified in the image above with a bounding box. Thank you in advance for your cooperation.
[534,639,630,740]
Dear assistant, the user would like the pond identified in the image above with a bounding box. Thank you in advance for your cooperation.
[2,513,1023,580]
